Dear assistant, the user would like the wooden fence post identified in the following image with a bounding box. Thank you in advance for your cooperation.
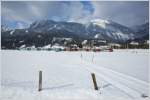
[91,73,98,90]
[38,70,42,91]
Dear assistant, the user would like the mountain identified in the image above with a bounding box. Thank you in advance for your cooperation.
[1,25,11,32]
[131,22,149,41]
[29,20,88,38]
[29,19,135,42]
[1,19,149,49]
[86,19,135,43]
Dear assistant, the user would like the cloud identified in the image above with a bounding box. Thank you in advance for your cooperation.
[16,22,25,29]
[2,3,33,25]
[2,1,93,28]
[1,1,149,28]
[91,1,149,26]
[1,1,50,26]
[2,7,30,24]
[67,2,91,23]
[27,4,42,18]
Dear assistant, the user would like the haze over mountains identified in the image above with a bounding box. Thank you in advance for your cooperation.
[1,19,149,49]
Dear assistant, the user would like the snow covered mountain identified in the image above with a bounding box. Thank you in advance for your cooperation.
[132,22,149,41]
[28,19,135,42]
[1,19,149,49]
[86,19,135,42]
[1,25,11,32]
[29,20,87,38]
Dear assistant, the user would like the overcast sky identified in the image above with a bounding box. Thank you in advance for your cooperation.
[1,1,149,29]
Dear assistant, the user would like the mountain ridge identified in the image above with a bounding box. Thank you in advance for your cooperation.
[1,19,149,49]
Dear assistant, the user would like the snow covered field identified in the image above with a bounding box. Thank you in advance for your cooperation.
[1,49,149,100]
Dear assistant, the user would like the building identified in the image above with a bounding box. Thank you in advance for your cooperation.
[108,43,121,49]
[129,41,139,46]
[51,37,76,47]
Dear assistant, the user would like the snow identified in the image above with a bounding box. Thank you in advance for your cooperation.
[48,25,61,30]
[111,32,129,40]
[108,43,121,47]
[90,19,134,42]
[130,41,139,45]
[37,35,42,38]
[82,49,149,82]
[91,19,110,29]
[19,40,24,43]
[94,34,100,38]
[25,30,28,33]
[20,45,26,48]
[1,25,10,32]
[10,30,14,35]
[82,40,88,45]
[51,45,64,49]
[1,49,149,100]
[42,44,51,49]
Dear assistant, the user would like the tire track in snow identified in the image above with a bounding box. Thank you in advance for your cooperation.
[81,61,149,99]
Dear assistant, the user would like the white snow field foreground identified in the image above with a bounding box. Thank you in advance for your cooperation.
[1,49,149,100]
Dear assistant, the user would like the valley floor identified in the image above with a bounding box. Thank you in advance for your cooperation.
[1,49,149,100]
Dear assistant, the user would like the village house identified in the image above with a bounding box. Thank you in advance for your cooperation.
[108,43,121,49]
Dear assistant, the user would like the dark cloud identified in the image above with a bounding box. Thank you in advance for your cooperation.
[1,1,149,28]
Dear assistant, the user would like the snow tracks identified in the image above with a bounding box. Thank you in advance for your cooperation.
[81,61,149,99]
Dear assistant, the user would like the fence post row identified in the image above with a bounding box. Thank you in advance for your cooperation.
[38,71,98,91]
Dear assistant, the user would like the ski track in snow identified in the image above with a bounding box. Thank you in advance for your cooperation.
[80,61,148,99]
